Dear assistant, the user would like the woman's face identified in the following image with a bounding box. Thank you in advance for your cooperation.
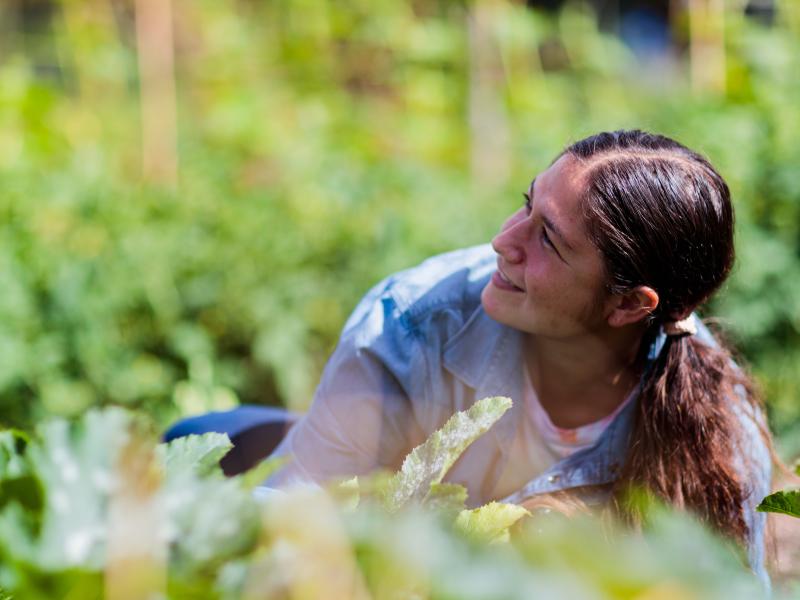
[481,154,613,338]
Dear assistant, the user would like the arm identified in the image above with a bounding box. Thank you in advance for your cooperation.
[265,283,428,488]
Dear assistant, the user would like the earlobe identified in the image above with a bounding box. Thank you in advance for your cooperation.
[607,286,659,328]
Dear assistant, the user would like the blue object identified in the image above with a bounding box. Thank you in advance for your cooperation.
[164,405,296,476]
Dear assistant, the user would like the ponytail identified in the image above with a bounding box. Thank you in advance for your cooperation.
[615,325,761,543]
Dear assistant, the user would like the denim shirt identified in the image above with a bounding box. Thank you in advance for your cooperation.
[266,244,771,585]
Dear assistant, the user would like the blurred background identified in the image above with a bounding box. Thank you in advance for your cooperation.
[1,0,799,457]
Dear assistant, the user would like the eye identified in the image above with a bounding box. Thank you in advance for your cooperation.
[541,227,555,250]
[523,191,560,256]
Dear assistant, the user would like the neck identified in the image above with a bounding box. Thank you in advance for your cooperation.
[524,325,647,428]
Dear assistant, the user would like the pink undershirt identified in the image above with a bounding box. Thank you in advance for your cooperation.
[491,367,636,499]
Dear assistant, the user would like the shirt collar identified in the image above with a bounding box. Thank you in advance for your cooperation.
[442,304,524,456]
[442,304,522,392]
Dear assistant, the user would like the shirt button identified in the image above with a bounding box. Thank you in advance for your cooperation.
[547,473,560,484]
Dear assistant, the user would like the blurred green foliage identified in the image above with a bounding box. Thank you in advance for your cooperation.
[0,405,781,599]
[1,0,800,453]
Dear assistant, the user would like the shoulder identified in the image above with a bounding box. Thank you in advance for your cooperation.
[343,244,496,342]
[320,245,498,430]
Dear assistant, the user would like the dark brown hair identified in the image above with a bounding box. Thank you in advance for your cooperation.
[563,130,772,544]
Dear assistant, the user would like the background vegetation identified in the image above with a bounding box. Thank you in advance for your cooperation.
[1,0,800,460]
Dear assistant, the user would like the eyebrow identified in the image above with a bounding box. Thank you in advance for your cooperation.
[527,177,576,254]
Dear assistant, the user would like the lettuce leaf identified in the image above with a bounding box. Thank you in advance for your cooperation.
[380,396,512,512]
[157,432,233,479]
[455,502,530,544]
[425,482,468,516]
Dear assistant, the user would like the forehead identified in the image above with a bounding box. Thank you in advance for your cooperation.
[531,155,609,289]
[531,154,593,251]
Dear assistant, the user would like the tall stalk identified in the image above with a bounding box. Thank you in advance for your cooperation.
[688,0,727,94]
[135,0,177,186]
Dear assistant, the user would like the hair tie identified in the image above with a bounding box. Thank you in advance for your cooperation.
[662,314,698,337]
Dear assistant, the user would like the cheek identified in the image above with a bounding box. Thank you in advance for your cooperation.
[567,275,610,324]
[522,250,556,287]
[524,264,596,315]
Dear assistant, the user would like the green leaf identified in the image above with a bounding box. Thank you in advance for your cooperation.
[154,434,262,574]
[157,432,233,479]
[454,502,530,544]
[332,476,360,511]
[0,409,139,575]
[424,482,468,515]
[0,476,44,515]
[380,396,512,512]
[0,408,262,589]
[235,455,289,491]
[0,431,42,515]
[0,501,40,564]
[0,431,29,479]
[756,489,800,518]
[162,474,261,574]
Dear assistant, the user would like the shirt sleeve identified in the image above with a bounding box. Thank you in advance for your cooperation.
[264,282,428,488]
[733,396,772,591]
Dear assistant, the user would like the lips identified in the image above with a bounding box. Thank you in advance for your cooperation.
[492,263,524,292]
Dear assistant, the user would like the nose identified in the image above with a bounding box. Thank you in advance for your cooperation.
[491,216,526,264]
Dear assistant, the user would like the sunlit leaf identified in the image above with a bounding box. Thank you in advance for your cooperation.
[757,490,800,518]
[156,432,233,479]
[236,455,289,491]
[455,502,530,544]
[380,396,512,512]
[425,482,468,515]
[332,476,360,511]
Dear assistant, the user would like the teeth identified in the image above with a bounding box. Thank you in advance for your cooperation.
[498,270,513,285]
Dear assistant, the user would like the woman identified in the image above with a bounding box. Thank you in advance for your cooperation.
[265,130,773,582]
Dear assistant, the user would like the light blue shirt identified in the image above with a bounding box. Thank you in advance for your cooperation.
[266,244,770,585]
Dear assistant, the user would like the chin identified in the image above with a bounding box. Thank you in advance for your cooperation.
[480,284,499,316]
[481,285,513,326]
[482,285,544,335]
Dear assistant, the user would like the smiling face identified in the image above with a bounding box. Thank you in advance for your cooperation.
[481,154,613,338]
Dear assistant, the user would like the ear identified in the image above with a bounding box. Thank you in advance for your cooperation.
[606,286,659,328]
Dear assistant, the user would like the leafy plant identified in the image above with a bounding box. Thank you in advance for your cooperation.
[757,462,800,519]
[379,396,512,512]
[0,398,778,599]
[0,408,279,598]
